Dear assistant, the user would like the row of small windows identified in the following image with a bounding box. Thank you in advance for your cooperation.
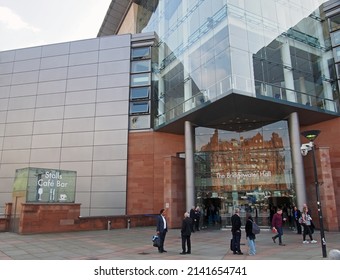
[130,46,151,119]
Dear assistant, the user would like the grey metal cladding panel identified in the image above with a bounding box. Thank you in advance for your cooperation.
[98,48,130,62]
[93,145,127,161]
[91,175,127,192]
[66,76,97,91]
[62,132,94,147]
[4,122,33,136]
[96,87,129,102]
[42,42,70,57]
[98,60,129,75]
[95,101,129,117]
[0,62,13,74]
[36,93,66,108]
[40,55,69,69]
[2,150,30,163]
[0,86,10,98]
[99,34,131,50]
[0,74,11,86]
[11,71,39,85]
[33,120,63,135]
[64,103,96,119]
[10,83,37,97]
[3,135,32,150]
[13,58,41,72]
[39,68,68,82]
[94,130,128,146]
[65,90,96,105]
[90,191,126,208]
[7,109,34,123]
[67,64,98,79]
[92,160,127,176]
[34,106,64,121]
[0,50,15,62]
[14,46,42,60]
[97,73,129,88]
[0,99,8,111]
[70,38,100,53]
[37,80,67,95]
[68,51,99,66]
[62,118,95,133]
[31,134,62,149]
[61,147,94,162]
[30,148,61,163]
[95,115,129,130]
[8,96,36,110]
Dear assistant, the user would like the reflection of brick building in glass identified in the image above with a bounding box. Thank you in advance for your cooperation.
[199,129,289,194]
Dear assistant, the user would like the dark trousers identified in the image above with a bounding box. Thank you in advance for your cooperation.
[195,218,200,231]
[302,224,313,241]
[232,231,241,253]
[158,231,167,252]
[295,219,302,234]
[181,234,191,253]
[273,227,283,244]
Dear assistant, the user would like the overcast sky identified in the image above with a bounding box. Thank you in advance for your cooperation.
[0,0,112,52]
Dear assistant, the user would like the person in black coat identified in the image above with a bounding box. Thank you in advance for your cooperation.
[245,213,256,255]
[180,212,193,254]
[156,208,168,253]
[231,207,243,255]
[293,206,302,234]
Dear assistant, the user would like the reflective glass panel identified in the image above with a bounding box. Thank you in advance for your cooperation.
[131,47,151,60]
[130,102,149,114]
[130,87,150,100]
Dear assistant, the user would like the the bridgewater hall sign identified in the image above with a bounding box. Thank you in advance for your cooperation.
[13,167,77,203]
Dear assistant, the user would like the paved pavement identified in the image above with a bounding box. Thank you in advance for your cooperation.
[0,226,339,260]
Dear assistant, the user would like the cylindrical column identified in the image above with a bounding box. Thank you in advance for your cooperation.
[185,121,195,211]
[288,112,306,209]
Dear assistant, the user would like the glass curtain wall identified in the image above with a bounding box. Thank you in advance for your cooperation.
[195,121,294,227]
[133,0,338,127]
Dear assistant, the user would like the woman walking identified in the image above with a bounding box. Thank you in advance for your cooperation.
[301,206,317,244]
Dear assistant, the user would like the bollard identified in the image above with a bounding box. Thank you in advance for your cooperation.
[107,220,111,231]
[127,218,131,230]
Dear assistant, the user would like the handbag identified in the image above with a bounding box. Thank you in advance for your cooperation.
[252,221,260,234]
[152,235,160,247]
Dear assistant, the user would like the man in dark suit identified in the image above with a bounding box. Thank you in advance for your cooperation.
[231,207,243,255]
[180,212,192,255]
[156,208,168,253]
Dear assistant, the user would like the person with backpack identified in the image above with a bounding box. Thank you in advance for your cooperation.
[245,213,256,256]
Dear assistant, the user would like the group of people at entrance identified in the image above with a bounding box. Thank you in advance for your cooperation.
[271,203,317,245]
[156,206,201,255]
[231,208,257,255]
[230,203,317,256]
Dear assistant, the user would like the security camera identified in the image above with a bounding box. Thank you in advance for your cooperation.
[300,142,313,156]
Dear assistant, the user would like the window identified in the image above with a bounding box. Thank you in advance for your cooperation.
[130,87,150,100]
[130,102,149,114]
[131,60,151,73]
[132,47,151,60]
[131,73,151,86]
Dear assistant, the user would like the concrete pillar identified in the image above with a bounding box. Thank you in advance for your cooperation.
[185,121,195,211]
[288,112,306,209]
[281,40,296,102]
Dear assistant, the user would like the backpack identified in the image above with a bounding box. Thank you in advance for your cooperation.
[251,221,260,234]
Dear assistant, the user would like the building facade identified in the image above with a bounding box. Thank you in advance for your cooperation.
[1,0,340,230]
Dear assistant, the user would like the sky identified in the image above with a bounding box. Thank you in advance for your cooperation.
[0,0,112,52]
